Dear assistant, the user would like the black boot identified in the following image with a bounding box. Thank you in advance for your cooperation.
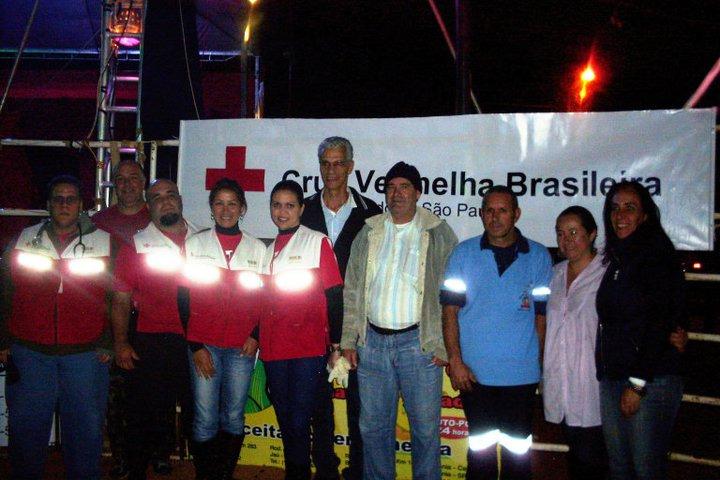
[192,437,218,480]
[215,430,245,480]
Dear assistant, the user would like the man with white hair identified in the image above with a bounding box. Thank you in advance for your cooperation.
[301,136,381,480]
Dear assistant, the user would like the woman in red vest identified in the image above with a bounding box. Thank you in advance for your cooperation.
[179,178,266,480]
[261,180,343,480]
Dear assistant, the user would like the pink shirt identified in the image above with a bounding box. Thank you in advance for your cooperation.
[543,254,607,427]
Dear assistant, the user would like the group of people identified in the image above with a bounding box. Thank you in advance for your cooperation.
[440,183,687,480]
[0,134,687,480]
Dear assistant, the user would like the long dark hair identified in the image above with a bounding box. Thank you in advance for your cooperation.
[602,180,675,264]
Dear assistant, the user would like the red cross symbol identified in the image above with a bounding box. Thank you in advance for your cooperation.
[205,146,265,192]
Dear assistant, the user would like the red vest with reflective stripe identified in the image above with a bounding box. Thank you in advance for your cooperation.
[183,228,266,347]
[260,226,329,361]
[130,222,197,334]
[9,222,111,345]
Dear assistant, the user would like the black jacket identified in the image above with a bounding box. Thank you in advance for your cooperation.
[301,187,382,278]
[596,229,687,382]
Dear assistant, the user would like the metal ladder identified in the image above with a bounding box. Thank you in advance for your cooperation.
[96,0,146,209]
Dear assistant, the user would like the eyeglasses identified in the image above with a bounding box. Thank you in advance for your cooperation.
[319,160,350,169]
[50,195,80,206]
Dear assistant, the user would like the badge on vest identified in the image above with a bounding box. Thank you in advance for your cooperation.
[519,290,531,311]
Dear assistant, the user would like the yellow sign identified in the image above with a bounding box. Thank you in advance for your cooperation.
[242,361,469,479]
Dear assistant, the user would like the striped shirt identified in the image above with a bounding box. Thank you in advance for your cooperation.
[368,217,422,329]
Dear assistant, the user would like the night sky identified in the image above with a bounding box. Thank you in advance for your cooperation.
[1,1,718,117]
[255,0,719,117]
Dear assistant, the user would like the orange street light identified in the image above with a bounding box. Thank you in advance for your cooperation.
[578,64,597,103]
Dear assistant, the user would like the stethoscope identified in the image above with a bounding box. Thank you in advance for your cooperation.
[31,219,86,257]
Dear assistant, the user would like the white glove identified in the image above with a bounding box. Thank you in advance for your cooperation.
[327,356,351,388]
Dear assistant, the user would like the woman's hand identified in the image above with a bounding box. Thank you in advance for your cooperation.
[241,337,259,357]
[193,348,215,379]
[621,387,642,417]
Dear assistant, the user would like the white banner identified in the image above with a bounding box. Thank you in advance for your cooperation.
[178,109,716,250]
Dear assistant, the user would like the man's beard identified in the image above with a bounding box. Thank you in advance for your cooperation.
[160,213,181,226]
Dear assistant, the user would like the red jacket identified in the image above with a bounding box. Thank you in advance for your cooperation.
[8,222,111,346]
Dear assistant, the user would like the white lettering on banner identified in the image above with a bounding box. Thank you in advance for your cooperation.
[178,110,716,250]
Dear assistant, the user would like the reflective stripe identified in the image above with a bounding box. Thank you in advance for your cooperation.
[498,433,532,455]
[67,257,105,275]
[17,251,53,272]
[468,430,532,455]
[443,277,467,293]
[145,251,184,272]
[274,269,314,292]
[238,270,263,290]
[531,286,551,297]
[468,429,500,451]
[182,263,221,284]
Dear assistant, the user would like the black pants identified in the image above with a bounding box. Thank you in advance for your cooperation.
[125,332,193,477]
[106,365,129,463]
[310,374,340,478]
[310,368,363,479]
[562,423,607,480]
[461,383,536,480]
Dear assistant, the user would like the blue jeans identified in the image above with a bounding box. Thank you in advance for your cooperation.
[265,356,326,470]
[600,375,683,480]
[188,345,256,442]
[357,327,442,480]
[6,344,110,480]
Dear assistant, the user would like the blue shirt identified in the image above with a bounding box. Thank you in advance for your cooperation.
[441,232,553,386]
